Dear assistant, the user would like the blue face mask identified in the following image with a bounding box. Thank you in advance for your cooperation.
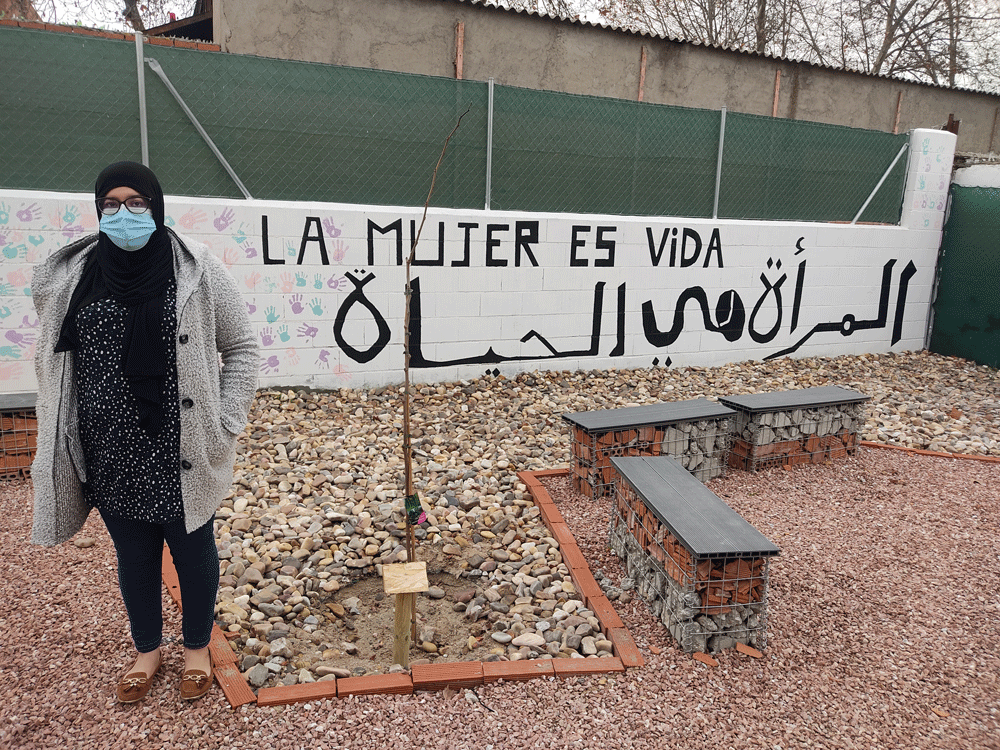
[99,210,157,251]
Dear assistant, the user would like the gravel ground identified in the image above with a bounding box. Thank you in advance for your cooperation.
[2,350,999,750]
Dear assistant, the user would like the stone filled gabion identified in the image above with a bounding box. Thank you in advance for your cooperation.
[729,402,864,471]
[571,416,732,499]
[610,511,769,654]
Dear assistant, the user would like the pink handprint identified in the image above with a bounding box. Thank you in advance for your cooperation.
[259,327,275,347]
[289,294,305,315]
[322,217,342,238]
[279,272,295,294]
[214,208,235,232]
[8,269,28,287]
[332,365,350,382]
[16,203,41,223]
[297,322,318,340]
[317,349,331,368]
[285,348,300,366]
[179,208,207,231]
[222,246,238,268]
[260,355,280,374]
[330,240,347,262]
[244,271,262,290]
[0,363,21,381]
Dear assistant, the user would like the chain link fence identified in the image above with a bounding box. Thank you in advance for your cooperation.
[1,26,907,222]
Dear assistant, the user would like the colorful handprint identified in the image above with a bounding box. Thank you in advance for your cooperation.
[214,208,235,232]
[260,355,280,374]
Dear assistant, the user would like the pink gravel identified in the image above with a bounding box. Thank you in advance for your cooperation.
[2,447,998,749]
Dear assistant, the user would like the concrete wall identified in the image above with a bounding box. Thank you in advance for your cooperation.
[214,0,1000,155]
[0,129,955,396]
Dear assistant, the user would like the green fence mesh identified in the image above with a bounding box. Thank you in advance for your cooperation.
[1,26,907,222]
[929,186,1000,369]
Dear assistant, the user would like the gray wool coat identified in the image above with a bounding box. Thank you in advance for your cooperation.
[30,231,258,545]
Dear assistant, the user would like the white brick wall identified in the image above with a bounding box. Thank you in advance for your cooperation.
[0,129,955,394]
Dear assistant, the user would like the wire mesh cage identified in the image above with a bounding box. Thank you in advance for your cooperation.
[610,476,773,653]
[567,413,732,499]
[726,400,867,471]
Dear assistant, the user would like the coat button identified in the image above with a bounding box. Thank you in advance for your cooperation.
[178,334,189,344]
[181,459,193,470]
[181,398,194,408]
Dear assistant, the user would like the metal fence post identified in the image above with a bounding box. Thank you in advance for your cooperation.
[851,142,909,224]
[135,33,149,166]
[713,107,726,220]
[486,77,494,211]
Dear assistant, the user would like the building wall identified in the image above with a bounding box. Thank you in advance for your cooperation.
[0,130,954,396]
[214,0,1000,154]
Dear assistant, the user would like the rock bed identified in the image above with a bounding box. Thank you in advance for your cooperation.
[215,350,1000,690]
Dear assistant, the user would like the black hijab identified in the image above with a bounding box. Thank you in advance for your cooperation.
[56,161,176,436]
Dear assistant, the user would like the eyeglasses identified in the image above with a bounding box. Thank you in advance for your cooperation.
[96,196,151,215]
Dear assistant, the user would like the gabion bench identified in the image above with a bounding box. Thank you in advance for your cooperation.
[720,386,869,471]
[609,455,780,653]
[563,399,735,499]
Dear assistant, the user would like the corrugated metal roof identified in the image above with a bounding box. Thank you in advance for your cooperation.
[445,0,998,97]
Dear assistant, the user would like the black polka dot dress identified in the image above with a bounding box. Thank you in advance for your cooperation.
[74,280,183,524]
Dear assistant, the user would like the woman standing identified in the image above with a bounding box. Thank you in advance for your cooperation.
[30,161,258,703]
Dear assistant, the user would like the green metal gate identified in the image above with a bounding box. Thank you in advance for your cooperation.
[929,185,1000,368]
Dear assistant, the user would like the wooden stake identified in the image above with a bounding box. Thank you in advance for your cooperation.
[637,45,647,102]
[383,562,429,670]
[393,593,416,667]
[455,21,465,80]
[892,91,903,134]
[772,69,781,118]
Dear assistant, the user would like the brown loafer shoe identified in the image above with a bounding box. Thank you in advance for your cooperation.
[180,668,213,701]
[116,654,162,704]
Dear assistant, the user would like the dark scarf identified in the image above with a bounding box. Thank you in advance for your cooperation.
[56,161,176,436]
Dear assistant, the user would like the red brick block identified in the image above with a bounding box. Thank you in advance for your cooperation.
[0,19,20,26]
[482,659,554,683]
[552,657,625,678]
[336,673,413,697]
[214,662,257,707]
[560,542,588,570]
[411,661,483,691]
[585,594,625,630]
[173,38,198,48]
[528,468,570,480]
[693,652,719,667]
[537,502,567,528]
[208,624,238,666]
[607,628,644,668]
[147,36,173,46]
[257,680,337,707]
[197,42,221,51]
[546,521,574,547]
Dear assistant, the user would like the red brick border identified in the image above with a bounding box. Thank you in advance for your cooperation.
[860,440,1000,462]
[159,466,640,708]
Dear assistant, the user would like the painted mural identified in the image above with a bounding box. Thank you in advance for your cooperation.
[0,129,955,395]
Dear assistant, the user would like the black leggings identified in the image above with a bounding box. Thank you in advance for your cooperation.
[99,509,220,653]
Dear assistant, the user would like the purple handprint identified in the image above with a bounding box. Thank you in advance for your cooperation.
[246,300,257,315]
[241,242,258,259]
[260,327,275,347]
[5,330,35,348]
[61,225,86,240]
[22,315,39,328]
[327,275,347,291]
[214,208,235,232]
[297,322,318,340]
[260,355,280,374]
[290,294,305,315]
[317,349,331,368]
[322,217,342,238]
[16,203,41,223]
